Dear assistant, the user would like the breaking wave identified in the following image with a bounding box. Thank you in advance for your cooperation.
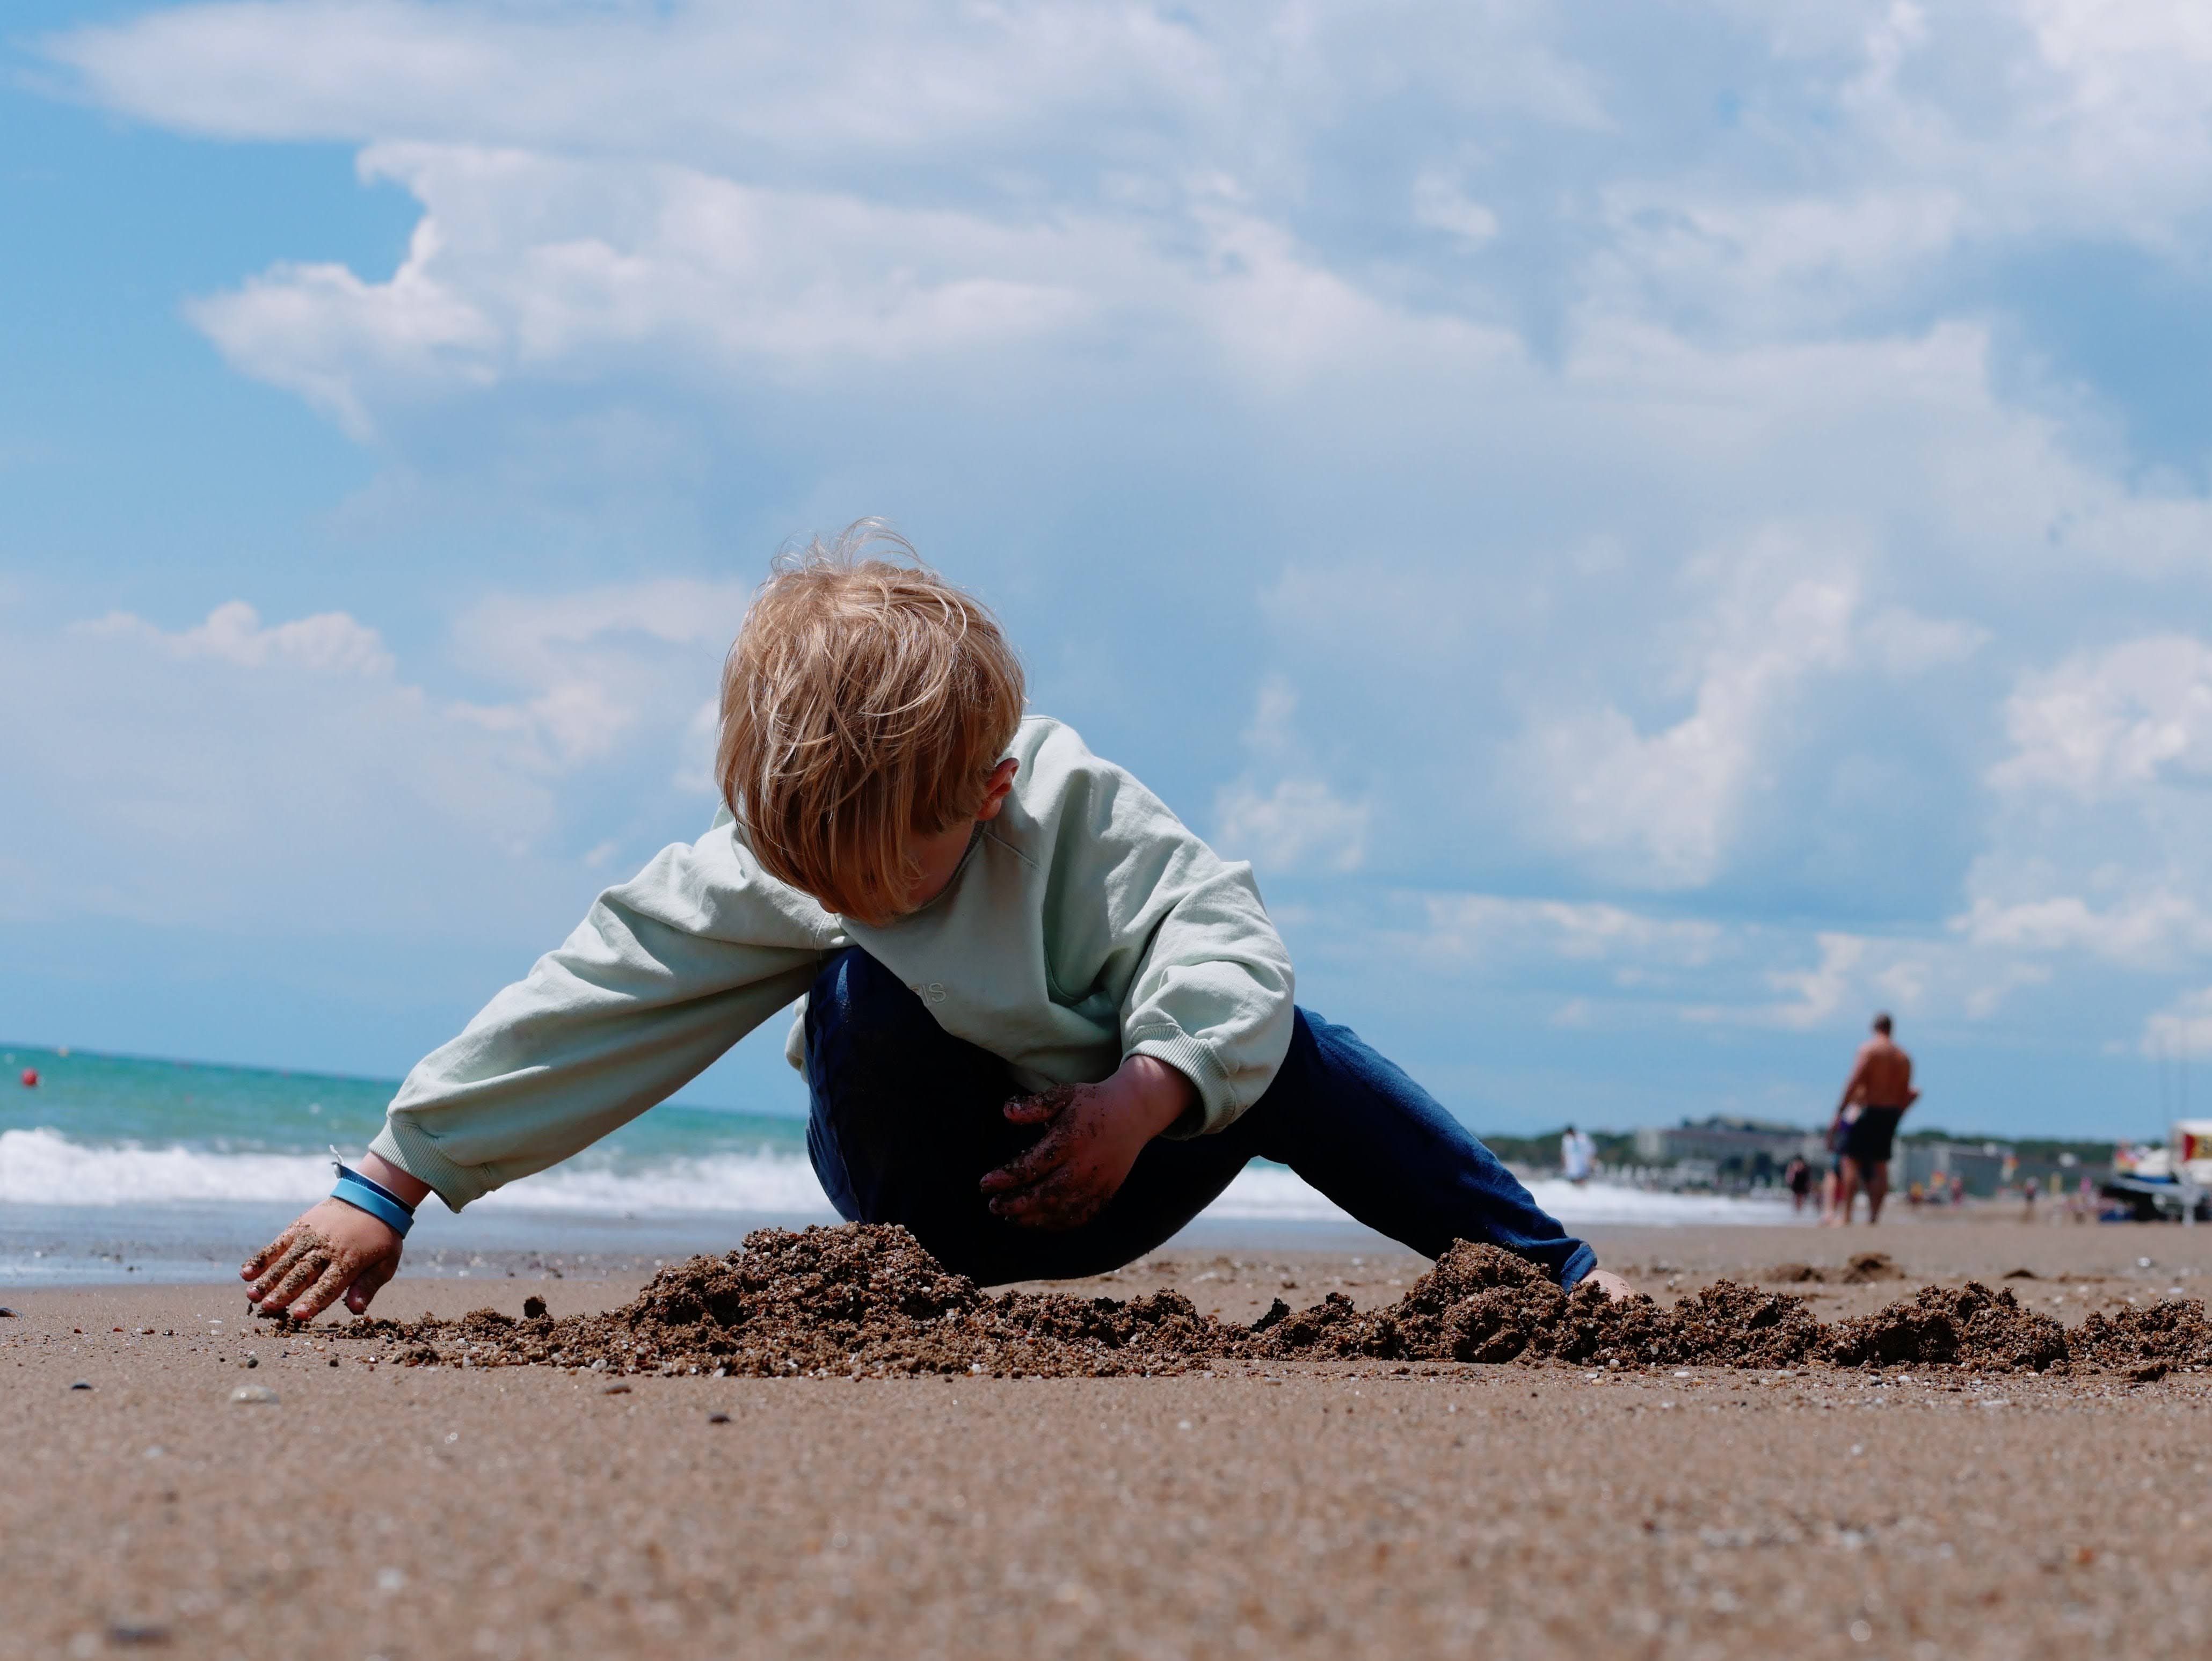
[0,1127,1796,1225]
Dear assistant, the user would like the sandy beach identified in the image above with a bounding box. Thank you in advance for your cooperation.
[6,1216,2210,1661]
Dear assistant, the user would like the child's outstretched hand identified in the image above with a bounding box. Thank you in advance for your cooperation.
[242,1201,403,1321]
[980,1057,1194,1230]
[242,1154,426,1320]
[1583,1269,1635,1302]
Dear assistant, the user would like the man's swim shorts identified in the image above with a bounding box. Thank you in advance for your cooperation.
[1843,1106,1905,1167]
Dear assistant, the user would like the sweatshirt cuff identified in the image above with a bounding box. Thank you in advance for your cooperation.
[1124,1026,1239,1138]
[1558,1241,1598,1292]
[369,1116,493,1213]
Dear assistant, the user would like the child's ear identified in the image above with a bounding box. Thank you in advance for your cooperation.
[975,758,1020,821]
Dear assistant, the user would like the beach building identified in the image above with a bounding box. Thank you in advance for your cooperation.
[1631,1118,1827,1184]
[1898,1141,2008,1199]
[1897,1141,2109,1200]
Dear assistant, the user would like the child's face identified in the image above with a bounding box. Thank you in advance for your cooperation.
[891,817,985,919]
[852,757,1020,927]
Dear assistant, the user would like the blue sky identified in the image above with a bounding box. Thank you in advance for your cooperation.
[8,1,2212,1140]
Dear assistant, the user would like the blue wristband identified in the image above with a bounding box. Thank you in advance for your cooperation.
[340,1163,416,1213]
[331,1163,415,1238]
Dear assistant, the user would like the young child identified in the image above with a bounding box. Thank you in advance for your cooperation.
[244,526,1632,1319]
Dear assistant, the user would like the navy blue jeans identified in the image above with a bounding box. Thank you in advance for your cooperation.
[803,947,1596,1289]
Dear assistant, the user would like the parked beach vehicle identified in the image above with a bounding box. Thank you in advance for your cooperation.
[2100,1121,2212,1222]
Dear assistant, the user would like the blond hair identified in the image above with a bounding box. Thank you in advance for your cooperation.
[717,522,1025,922]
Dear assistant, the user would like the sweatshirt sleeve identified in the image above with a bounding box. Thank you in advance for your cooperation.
[367,826,840,1210]
[1038,746,1296,1137]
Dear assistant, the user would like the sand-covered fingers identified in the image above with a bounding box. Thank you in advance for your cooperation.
[981,1107,1092,1227]
[982,1074,1182,1230]
[258,1233,338,1313]
[344,1252,398,1316]
[998,1090,1064,1128]
[245,1225,323,1304]
[984,1102,1117,1230]
[980,1122,1079,1197]
[245,1199,405,1320]
[286,1255,362,1322]
[241,1219,313,1289]
[986,1146,1108,1229]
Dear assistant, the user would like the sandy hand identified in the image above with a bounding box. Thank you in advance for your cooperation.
[242,1200,403,1321]
[980,1058,1193,1231]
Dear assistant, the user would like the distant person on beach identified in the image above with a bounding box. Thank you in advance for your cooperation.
[1783,1154,1812,1213]
[242,524,1634,1320]
[1821,1104,1859,1222]
[1824,1012,1918,1226]
[1560,1124,1596,1185]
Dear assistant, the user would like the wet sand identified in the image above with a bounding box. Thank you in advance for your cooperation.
[6,1218,2211,1660]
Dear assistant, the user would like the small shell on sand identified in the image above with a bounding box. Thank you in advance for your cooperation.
[230,1384,279,1405]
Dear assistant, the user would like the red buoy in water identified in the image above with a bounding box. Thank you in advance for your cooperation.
[19,1068,37,1088]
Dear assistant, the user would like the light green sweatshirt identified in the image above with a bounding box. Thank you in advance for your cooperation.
[369,716,1297,1210]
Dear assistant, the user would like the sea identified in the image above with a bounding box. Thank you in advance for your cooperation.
[0,1043,1796,1285]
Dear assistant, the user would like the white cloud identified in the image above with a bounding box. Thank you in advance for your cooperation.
[1990,635,2212,800]
[1212,675,1370,875]
[673,698,723,796]
[1588,187,1969,337]
[1214,777,1370,875]
[2143,985,2212,1059]
[1756,932,1874,1032]
[1517,543,1860,890]
[44,1,1603,164]
[185,216,499,440]
[445,577,752,771]
[83,600,395,676]
[0,584,745,937]
[1330,887,2069,1035]
[1411,172,1500,245]
[1407,894,1724,967]
[1953,891,2212,968]
[184,143,1102,437]
[1859,607,1990,675]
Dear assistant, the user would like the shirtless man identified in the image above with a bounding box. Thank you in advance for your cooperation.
[1827,1013,1919,1225]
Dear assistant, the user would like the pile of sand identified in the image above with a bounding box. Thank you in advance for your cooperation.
[324,1223,2212,1380]
[1247,1243,1824,1370]
[1824,1282,2069,1372]
[1765,1252,1903,1286]
[347,1224,1236,1379]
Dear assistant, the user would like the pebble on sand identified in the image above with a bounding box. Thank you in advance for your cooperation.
[0,1306,17,1317]
[69,1381,92,1391]
[230,1384,280,1405]
[707,1411,731,1424]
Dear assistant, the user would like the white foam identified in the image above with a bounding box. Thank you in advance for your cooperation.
[0,1127,332,1205]
[1206,1168,1798,1225]
[0,1127,1797,1226]
[481,1153,833,1216]
[0,1127,831,1217]
[1519,1178,1800,1226]
[1202,1163,1358,1220]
